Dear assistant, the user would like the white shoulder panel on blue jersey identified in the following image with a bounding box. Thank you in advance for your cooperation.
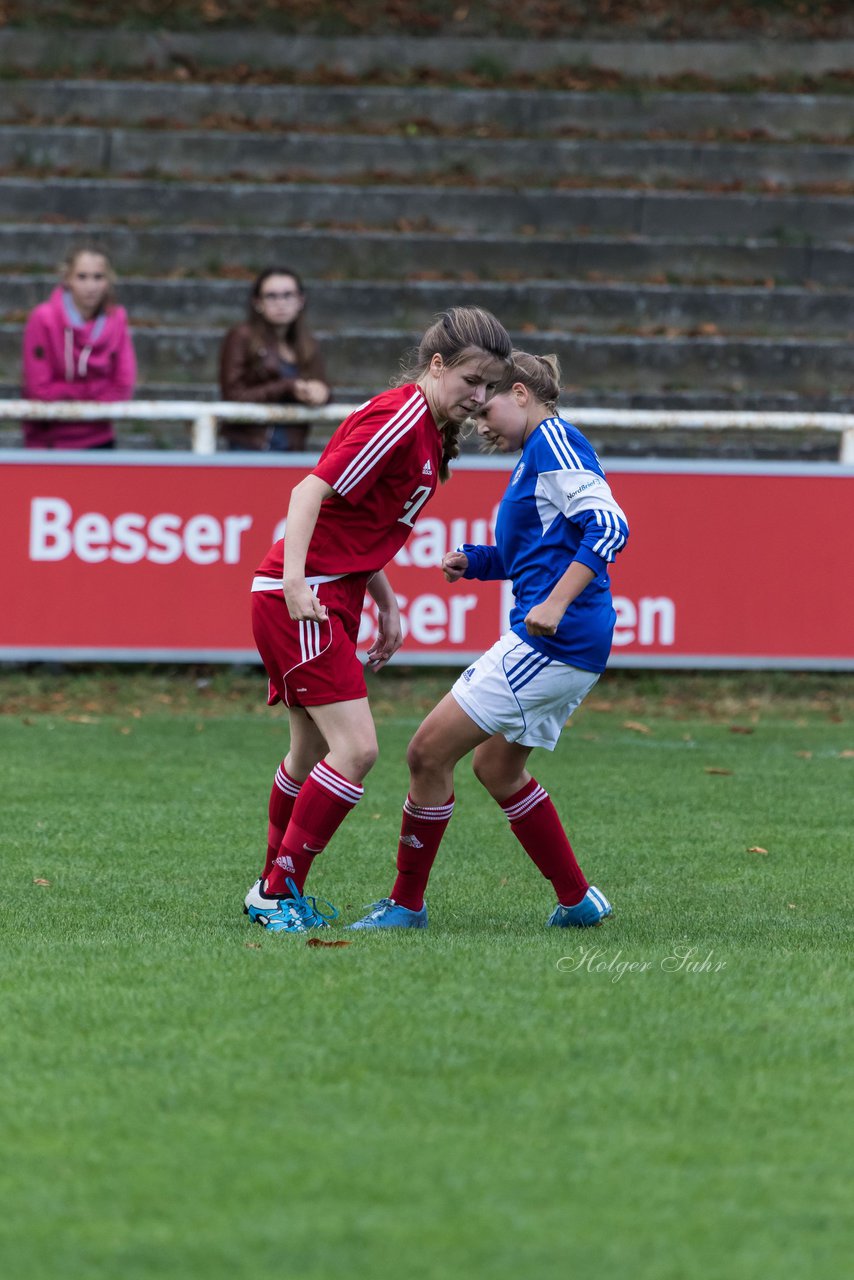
[535,468,628,526]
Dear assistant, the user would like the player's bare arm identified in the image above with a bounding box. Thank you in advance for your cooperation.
[442,550,469,582]
[365,570,403,670]
[525,560,596,637]
[283,474,335,622]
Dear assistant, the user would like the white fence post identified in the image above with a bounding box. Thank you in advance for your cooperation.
[192,412,218,455]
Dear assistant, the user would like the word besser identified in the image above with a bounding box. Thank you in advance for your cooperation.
[29,497,252,565]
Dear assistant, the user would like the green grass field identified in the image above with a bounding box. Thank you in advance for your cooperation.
[0,668,851,1280]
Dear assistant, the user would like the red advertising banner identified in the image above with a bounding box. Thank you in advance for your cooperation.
[2,453,853,668]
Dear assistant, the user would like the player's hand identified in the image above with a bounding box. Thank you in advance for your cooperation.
[366,607,403,671]
[524,600,565,637]
[442,551,469,582]
[283,578,328,623]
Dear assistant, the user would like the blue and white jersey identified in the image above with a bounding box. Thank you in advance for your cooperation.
[461,416,629,672]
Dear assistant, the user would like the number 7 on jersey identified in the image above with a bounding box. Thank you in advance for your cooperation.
[398,484,433,528]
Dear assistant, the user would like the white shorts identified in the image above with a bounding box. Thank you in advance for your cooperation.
[451,632,599,750]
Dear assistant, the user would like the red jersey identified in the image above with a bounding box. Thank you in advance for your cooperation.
[256,384,443,579]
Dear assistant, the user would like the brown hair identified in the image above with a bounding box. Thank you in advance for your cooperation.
[398,306,512,481]
[248,266,318,367]
[497,350,562,413]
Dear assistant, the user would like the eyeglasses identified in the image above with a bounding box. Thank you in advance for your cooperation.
[260,290,300,301]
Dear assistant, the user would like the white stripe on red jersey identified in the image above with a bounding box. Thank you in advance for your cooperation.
[333,390,426,497]
[254,384,442,581]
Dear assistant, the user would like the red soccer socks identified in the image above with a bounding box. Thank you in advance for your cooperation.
[265,760,364,897]
[500,778,588,907]
[390,794,455,911]
[261,762,302,881]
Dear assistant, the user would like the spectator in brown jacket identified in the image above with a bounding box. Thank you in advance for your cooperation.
[219,267,331,451]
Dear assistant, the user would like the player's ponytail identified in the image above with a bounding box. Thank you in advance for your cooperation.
[435,420,459,483]
[498,350,561,413]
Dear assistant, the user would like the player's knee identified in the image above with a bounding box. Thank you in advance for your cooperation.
[350,739,379,780]
[407,729,437,779]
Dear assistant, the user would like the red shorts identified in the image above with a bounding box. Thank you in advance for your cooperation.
[251,577,368,708]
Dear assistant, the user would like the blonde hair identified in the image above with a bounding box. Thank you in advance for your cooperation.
[59,244,117,310]
[397,306,512,481]
[497,350,561,413]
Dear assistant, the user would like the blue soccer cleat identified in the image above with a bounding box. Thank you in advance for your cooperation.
[244,876,338,933]
[547,886,612,928]
[349,898,428,930]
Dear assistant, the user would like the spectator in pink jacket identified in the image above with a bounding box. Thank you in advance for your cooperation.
[22,246,137,448]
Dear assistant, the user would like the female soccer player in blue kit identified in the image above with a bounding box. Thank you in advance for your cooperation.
[350,351,630,931]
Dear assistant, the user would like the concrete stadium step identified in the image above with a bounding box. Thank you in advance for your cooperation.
[2,29,853,80]
[2,124,852,187]
[2,377,848,416]
[1,36,846,451]
[3,177,850,240]
[6,378,848,414]
[4,80,852,142]
[2,224,849,287]
[2,324,849,395]
[3,275,850,337]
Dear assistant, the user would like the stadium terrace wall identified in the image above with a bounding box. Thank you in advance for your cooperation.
[3,454,852,671]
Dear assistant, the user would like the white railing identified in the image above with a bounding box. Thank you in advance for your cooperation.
[0,399,354,454]
[1,400,853,462]
[569,409,854,464]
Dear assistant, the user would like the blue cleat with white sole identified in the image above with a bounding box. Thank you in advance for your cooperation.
[349,898,428,930]
[244,876,338,933]
[547,886,612,928]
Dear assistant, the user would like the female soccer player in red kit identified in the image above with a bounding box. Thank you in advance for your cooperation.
[244,307,512,932]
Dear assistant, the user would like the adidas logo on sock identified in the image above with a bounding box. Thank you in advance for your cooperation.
[275,854,296,873]
[400,834,424,849]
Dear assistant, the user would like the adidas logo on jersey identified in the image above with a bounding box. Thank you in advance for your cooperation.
[422,460,432,475]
